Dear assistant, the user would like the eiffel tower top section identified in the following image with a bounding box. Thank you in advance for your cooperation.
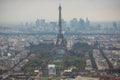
[58,2,62,36]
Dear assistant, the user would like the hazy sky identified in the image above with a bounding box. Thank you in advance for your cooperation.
[0,0,120,23]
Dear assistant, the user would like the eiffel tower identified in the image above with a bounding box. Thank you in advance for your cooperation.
[55,2,66,49]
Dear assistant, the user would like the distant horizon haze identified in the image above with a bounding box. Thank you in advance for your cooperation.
[0,0,120,24]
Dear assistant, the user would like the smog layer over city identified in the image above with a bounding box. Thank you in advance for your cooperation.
[0,0,120,80]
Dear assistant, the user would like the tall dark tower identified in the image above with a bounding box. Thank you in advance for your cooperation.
[56,3,66,48]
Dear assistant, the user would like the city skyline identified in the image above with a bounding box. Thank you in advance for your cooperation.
[0,0,120,24]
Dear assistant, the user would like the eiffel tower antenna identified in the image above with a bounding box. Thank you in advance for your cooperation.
[59,0,61,6]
